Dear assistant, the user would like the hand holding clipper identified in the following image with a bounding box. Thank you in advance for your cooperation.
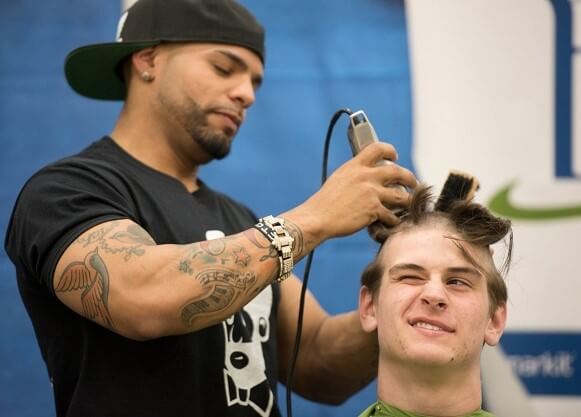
[347,110,409,240]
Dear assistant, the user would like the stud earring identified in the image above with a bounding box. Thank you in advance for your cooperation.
[141,71,153,81]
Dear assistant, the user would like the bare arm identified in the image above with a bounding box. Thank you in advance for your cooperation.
[53,219,289,340]
[277,276,378,404]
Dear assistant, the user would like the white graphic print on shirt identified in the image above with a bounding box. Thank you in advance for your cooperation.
[223,286,274,417]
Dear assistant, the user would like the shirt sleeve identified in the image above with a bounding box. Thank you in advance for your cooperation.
[5,158,139,294]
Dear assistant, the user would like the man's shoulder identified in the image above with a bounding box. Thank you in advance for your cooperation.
[27,136,109,174]
[27,137,125,185]
[10,136,132,217]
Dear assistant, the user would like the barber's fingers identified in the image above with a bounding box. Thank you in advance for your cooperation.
[355,141,399,166]
[356,142,418,190]
[375,206,401,227]
[373,185,411,226]
[376,163,418,191]
[380,183,412,209]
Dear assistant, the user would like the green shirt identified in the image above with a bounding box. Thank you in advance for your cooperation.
[358,401,496,417]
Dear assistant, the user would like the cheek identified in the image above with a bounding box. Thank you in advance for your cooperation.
[374,292,411,347]
[376,290,407,322]
[165,69,208,106]
[390,288,419,317]
[458,298,491,340]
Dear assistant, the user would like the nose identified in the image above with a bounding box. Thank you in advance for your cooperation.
[420,280,448,310]
[229,76,256,109]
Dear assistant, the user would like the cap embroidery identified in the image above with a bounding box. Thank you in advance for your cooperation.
[116,11,129,42]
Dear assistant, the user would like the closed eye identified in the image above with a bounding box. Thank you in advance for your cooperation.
[210,49,263,91]
[398,275,425,284]
[213,64,232,76]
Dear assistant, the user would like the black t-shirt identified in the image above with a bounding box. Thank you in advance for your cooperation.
[5,137,282,417]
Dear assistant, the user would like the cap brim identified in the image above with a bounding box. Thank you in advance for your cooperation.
[65,41,159,101]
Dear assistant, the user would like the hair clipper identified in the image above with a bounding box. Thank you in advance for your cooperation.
[347,111,383,160]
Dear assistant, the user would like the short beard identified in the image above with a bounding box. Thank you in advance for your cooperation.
[186,104,233,160]
[159,92,234,160]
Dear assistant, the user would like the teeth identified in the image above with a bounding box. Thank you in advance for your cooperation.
[414,321,443,331]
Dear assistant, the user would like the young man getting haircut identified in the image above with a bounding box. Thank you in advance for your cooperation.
[358,184,512,417]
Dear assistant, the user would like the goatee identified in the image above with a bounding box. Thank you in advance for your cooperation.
[158,91,234,160]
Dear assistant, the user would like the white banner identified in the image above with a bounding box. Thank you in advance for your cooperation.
[405,1,581,416]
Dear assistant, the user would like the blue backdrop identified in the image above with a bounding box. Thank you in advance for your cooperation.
[0,1,412,416]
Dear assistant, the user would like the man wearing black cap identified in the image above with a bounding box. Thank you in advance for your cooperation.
[5,0,416,416]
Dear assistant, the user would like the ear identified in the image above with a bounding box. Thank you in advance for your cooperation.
[131,47,158,77]
[359,286,378,333]
[484,303,507,347]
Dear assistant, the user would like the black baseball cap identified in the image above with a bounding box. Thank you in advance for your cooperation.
[64,0,265,101]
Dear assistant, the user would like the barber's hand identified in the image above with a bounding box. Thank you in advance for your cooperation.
[284,142,417,246]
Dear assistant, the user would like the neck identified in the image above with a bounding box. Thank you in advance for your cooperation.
[376,359,483,417]
[111,104,202,193]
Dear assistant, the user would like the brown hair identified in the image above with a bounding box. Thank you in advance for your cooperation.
[361,185,513,315]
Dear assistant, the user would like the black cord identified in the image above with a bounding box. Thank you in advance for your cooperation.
[321,109,353,183]
[285,108,352,417]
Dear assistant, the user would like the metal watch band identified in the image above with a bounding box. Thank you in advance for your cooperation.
[254,215,294,282]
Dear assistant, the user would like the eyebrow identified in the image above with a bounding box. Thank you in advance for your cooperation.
[446,266,482,278]
[388,263,426,275]
[214,49,263,90]
[388,263,482,278]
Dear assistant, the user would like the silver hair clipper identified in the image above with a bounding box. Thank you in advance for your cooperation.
[347,110,387,163]
[347,110,405,189]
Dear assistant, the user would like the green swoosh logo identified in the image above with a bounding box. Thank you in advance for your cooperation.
[488,180,581,220]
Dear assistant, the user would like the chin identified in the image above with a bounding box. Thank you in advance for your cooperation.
[193,140,232,161]
[405,347,458,366]
[211,147,232,160]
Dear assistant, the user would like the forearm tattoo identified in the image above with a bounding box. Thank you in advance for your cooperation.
[178,235,261,327]
[180,268,256,327]
[242,228,278,262]
[177,221,306,328]
[56,222,155,329]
